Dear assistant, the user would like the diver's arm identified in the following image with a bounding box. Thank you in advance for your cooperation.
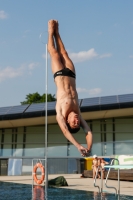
[56,113,88,156]
[80,116,93,151]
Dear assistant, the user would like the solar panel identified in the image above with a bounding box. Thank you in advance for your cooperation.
[0,106,12,116]
[1,93,133,117]
[81,97,100,107]
[25,103,45,113]
[47,101,56,110]
[78,99,82,106]
[118,94,133,103]
[7,105,29,114]
[100,95,118,105]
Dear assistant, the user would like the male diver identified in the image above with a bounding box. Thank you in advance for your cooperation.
[48,20,93,156]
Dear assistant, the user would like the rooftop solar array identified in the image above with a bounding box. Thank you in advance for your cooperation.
[81,94,133,108]
[0,94,133,117]
[0,106,12,116]
[6,104,29,114]
[100,95,118,105]
[81,97,100,107]
[25,103,45,113]
[78,99,82,106]
[47,101,56,110]
[25,101,57,113]
[118,94,133,103]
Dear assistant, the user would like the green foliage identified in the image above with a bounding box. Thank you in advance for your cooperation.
[21,92,56,105]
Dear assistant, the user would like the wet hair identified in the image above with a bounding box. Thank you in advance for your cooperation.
[67,123,80,134]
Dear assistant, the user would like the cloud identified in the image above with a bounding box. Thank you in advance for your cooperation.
[0,66,23,82]
[69,50,112,62]
[99,53,112,58]
[22,30,31,38]
[0,62,39,82]
[114,23,119,28]
[77,87,102,96]
[97,31,102,35]
[28,62,39,70]
[42,53,50,59]
[43,48,112,63]
[27,62,39,75]
[42,49,98,62]
[24,30,30,33]
[69,48,98,63]
[0,10,8,19]
[129,55,133,58]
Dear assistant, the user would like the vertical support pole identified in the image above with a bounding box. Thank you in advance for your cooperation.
[94,167,100,193]
[45,43,48,199]
[118,168,120,195]
[32,159,33,185]
[32,159,33,199]
[112,118,115,155]
[100,167,103,193]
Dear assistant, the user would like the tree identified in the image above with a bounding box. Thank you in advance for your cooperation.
[21,92,56,105]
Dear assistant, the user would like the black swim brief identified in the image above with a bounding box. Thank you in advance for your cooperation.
[54,68,76,79]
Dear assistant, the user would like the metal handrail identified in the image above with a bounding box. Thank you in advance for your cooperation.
[104,158,119,194]
[94,166,103,193]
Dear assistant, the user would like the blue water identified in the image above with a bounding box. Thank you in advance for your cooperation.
[0,182,133,200]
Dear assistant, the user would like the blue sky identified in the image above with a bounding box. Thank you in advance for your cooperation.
[0,1,133,107]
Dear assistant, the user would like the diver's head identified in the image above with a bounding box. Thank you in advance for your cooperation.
[66,112,80,134]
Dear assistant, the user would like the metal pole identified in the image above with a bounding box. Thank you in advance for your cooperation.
[118,168,120,195]
[32,159,33,199]
[45,43,48,199]
[100,167,103,193]
[94,167,100,193]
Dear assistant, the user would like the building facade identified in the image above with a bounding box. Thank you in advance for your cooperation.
[0,94,133,175]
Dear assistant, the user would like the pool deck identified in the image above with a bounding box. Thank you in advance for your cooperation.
[0,174,133,196]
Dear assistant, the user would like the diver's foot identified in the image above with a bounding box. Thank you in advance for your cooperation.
[48,20,55,35]
[54,20,59,34]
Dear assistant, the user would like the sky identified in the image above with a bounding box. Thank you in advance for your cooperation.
[0,1,133,107]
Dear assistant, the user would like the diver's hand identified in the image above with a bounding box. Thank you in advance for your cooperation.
[78,145,89,157]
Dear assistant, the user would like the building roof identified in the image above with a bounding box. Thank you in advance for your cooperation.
[0,93,133,121]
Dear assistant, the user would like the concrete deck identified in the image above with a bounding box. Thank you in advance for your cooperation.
[0,174,133,197]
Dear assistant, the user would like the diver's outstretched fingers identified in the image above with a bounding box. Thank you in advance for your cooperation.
[78,145,89,157]
[85,150,91,157]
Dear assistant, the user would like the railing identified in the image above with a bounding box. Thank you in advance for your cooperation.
[0,140,133,158]
[91,140,133,156]
[94,158,120,195]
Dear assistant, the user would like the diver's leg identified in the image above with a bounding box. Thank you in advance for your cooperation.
[48,20,64,74]
[54,21,75,73]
